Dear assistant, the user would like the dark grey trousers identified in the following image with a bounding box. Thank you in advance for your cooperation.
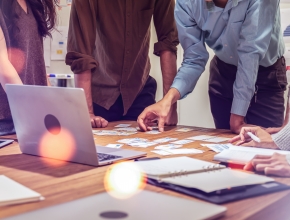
[93,76,157,122]
[209,56,288,129]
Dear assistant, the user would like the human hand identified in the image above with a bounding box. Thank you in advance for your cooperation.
[138,100,172,132]
[138,88,180,132]
[244,153,290,177]
[164,102,178,126]
[230,126,278,149]
[89,113,108,128]
[230,114,247,134]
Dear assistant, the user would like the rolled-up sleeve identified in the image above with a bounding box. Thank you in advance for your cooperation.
[65,0,98,74]
[171,0,209,99]
[153,0,179,56]
[232,0,279,116]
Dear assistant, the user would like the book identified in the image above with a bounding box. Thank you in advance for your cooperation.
[135,157,274,193]
[0,175,44,206]
[214,146,290,165]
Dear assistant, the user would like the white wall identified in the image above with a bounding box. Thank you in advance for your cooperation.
[45,7,71,74]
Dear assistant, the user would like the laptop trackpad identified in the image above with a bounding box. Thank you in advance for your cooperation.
[96,146,119,154]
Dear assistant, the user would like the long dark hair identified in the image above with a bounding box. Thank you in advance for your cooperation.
[0,0,58,40]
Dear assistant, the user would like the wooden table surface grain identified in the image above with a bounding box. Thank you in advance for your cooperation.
[1,121,290,220]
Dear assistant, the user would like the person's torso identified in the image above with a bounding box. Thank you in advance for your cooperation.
[0,1,47,120]
[191,0,284,67]
[91,0,156,111]
[10,1,47,85]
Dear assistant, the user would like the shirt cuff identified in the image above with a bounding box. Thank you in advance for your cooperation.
[230,98,251,116]
[170,79,190,100]
[65,52,98,74]
[154,40,177,57]
[271,122,290,151]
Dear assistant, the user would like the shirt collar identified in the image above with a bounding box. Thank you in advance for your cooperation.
[205,0,240,11]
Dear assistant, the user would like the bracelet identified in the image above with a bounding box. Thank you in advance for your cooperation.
[286,154,290,166]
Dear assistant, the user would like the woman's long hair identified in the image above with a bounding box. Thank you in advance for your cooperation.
[0,0,58,40]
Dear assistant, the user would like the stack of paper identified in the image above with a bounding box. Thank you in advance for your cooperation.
[214,146,290,165]
[0,175,43,206]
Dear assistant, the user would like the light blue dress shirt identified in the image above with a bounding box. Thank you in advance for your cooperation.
[172,0,285,116]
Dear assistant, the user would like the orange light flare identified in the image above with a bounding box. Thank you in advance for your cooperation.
[104,162,147,200]
[8,48,26,74]
[39,128,76,167]
[227,161,254,179]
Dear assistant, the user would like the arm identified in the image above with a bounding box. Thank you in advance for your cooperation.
[0,26,22,90]
[160,51,178,125]
[66,0,107,128]
[230,0,280,133]
[153,0,179,125]
[74,70,108,128]
[138,0,209,131]
[271,120,290,151]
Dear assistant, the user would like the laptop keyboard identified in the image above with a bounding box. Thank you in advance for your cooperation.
[98,153,122,162]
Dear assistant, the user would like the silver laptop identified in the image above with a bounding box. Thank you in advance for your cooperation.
[6,85,146,166]
[6,190,227,220]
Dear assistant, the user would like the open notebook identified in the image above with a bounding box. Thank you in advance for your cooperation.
[214,146,290,165]
[134,157,290,203]
[0,175,43,206]
[135,157,273,193]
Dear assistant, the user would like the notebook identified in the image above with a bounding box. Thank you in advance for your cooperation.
[214,146,290,165]
[135,157,273,193]
[135,157,290,203]
[0,175,43,206]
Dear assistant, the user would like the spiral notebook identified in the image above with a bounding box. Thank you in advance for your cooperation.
[135,157,273,193]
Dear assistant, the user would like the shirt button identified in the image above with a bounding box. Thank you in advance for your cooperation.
[230,56,233,58]
[126,50,130,54]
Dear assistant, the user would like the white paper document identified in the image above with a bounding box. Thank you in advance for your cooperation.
[152,149,203,156]
[187,135,230,143]
[214,146,290,165]
[201,144,234,153]
[0,175,43,206]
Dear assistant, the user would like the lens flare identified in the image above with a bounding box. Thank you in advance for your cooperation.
[104,162,146,199]
[8,48,26,74]
[39,128,76,166]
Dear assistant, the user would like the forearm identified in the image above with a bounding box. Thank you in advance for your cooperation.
[160,51,177,96]
[284,101,289,126]
[0,60,22,91]
[74,70,94,114]
[161,88,180,106]
[272,121,290,151]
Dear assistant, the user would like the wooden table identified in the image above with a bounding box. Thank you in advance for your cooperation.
[1,121,290,219]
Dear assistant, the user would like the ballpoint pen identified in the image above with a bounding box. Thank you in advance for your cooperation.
[247,132,261,143]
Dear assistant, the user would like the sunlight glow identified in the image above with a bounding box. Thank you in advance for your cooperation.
[39,128,76,166]
[104,162,146,200]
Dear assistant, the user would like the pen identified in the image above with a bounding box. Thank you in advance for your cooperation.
[247,132,261,143]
